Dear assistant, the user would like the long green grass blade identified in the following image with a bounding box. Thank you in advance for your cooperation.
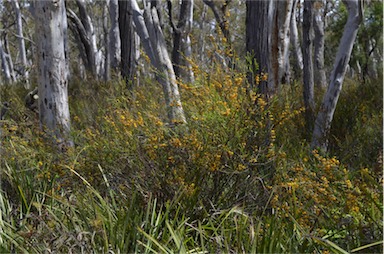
[137,226,172,253]
[351,240,383,253]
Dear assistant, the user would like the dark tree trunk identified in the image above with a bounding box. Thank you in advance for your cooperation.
[246,0,272,95]
[118,0,136,88]
[168,0,194,82]
[303,0,315,135]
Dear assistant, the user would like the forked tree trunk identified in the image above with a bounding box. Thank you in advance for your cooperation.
[132,0,186,124]
[303,0,315,134]
[203,0,233,68]
[35,0,71,144]
[311,0,363,152]
[168,0,194,83]
[203,0,231,45]
[67,0,100,78]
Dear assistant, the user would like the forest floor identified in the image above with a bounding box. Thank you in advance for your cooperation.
[0,68,382,252]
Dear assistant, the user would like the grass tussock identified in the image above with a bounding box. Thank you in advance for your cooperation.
[0,63,382,253]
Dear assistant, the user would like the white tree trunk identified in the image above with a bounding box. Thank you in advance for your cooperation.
[103,3,110,81]
[270,0,293,89]
[132,0,186,124]
[0,39,12,83]
[184,35,194,83]
[290,0,303,78]
[12,0,30,88]
[198,4,208,63]
[311,0,362,152]
[35,0,71,143]
[185,0,194,82]
[67,0,101,78]
[313,0,327,89]
[3,35,16,83]
[109,0,121,71]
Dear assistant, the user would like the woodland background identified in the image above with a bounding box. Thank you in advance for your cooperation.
[0,0,382,252]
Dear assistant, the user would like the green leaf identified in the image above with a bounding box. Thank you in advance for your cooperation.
[351,240,383,253]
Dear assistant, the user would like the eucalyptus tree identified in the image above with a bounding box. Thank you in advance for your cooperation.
[303,0,315,133]
[11,0,29,88]
[131,0,186,124]
[290,0,303,79]
[0,3,17,83]
[34,0,72,145]
[245,0,272,94]
[313,0,327,88]
[246,0,293,93]
[109,0,121,72]
[311,0,363,152]
[203,0,231,44]
[0,39,13,83]
[168,0,194,83]
[0,32,16,83]
[270,0,293,88]
[118,0,136,85]
[67,0,101,78]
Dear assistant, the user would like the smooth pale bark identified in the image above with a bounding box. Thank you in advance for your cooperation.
[246,0,273,94]
[311,0,363,152]
[290,0,303,78]
[270,0,293,89]
[3,35,16,83]
[67,0,100,77]
[0,39,12,83]
[132,0,186,124]
[118,0,136,86]
[76,0,101,76]
[62,3,70,81]
[35,0,71,142]
[313,0,327,88]
[198,4,208,63]
[103,3,110,81]
[168,0,194,83]
[303,0,315,133]
[12,0,30,88]
[109,0,121,71]
[184,35,194,82]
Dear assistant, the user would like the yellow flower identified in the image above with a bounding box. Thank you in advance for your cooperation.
[237,164,247,171]
[255,75,260,85]
[261,73,268,81]
[351,205,360,213]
